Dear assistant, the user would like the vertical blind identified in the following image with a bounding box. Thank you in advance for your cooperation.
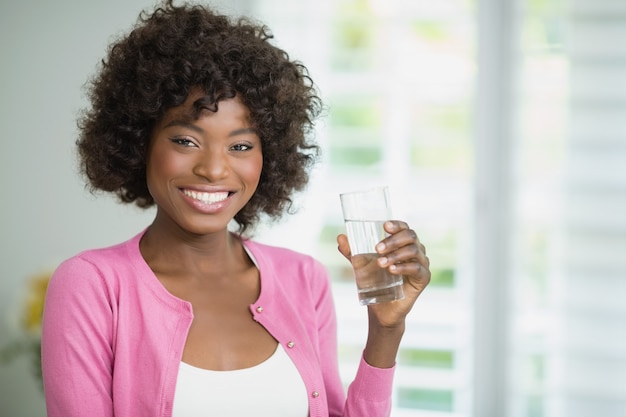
[247,0,626,416]
[504,0,626,416]
[548,0,626,415]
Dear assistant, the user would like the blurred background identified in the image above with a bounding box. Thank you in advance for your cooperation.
[1,0,624,416]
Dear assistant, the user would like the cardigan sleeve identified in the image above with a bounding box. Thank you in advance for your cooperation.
[310,259,395,417]
[41,256,115,417]
[344,356,395,417]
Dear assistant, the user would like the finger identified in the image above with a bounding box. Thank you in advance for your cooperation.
[377,243,420,269]
[387,262,430,278]
[383,220,409,235]
[379,240,430,269]
[377,227,419,255]
[385,250,431,280]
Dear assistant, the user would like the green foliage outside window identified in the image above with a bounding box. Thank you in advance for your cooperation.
[411,21,450,41]
[330,100,381,129]
[397,387,454,411]
[430,268,455,287]
[329,146,381,167]
[411,105,472,170]
[399,348,454,369]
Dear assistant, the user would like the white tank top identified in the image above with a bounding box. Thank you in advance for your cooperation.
[171,344,309,416]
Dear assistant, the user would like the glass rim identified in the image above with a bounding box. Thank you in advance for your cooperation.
[339,185,389,198]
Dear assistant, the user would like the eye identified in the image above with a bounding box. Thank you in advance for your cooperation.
[171,137,197,147]
[231,143,253,152]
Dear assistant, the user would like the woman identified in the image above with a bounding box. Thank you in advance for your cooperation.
[41,1,431,416]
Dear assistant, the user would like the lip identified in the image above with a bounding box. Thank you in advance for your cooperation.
[178,187,235,214]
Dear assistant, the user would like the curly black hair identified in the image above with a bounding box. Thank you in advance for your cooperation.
[77,0,322,235]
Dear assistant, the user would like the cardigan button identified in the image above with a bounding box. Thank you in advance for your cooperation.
[287,341,295,348]
[256,306,264,313]
[312,391,319,398]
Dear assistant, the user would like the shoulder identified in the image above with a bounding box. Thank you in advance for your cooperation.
[243,239,332,299]
[244,239,336,318]
[49,232,143,293]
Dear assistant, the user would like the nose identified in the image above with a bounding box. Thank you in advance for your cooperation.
[193,148,229,181]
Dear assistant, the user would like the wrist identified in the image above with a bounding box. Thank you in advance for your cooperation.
[367,308,407,332]
[368,320,406,346]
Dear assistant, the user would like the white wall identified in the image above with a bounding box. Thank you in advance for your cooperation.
[0,1,250,415]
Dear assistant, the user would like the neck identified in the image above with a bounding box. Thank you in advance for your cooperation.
[139,216,246,279]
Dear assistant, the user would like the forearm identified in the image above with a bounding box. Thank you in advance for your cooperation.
[362,316,405,369]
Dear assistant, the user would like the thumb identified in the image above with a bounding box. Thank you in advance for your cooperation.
[336,234,352,261]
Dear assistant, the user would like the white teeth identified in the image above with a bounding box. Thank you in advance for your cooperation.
[183,190,229,204]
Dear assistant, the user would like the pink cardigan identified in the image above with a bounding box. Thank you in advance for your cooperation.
[41,230,394,417]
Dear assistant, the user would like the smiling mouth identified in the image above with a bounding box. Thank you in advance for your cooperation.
[182,189,230,204]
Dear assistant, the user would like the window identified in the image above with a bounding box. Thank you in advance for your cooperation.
[253,0,475,415]
[249,0,626,416]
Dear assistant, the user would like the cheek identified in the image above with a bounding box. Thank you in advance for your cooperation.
[249,155,264,186]
[146,147,181,192]
[238,153,263,187]
[148,147,183,176]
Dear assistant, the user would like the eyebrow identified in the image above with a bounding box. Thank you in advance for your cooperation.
[164,119,204,134]
[228,127,258,137]
[163,120,257,137]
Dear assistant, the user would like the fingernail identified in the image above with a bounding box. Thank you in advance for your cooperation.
[378,256,388,266]
[376,242,385,252]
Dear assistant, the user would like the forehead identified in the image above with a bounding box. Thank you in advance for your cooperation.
[160,90,250,124]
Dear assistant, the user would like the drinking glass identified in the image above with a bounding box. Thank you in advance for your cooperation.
[340,186,405,305]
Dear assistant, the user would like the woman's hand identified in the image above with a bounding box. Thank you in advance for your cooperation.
[337,220,430,368]
[337,220,431,329]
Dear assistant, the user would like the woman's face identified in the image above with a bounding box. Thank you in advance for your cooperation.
[146,91,263,236]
